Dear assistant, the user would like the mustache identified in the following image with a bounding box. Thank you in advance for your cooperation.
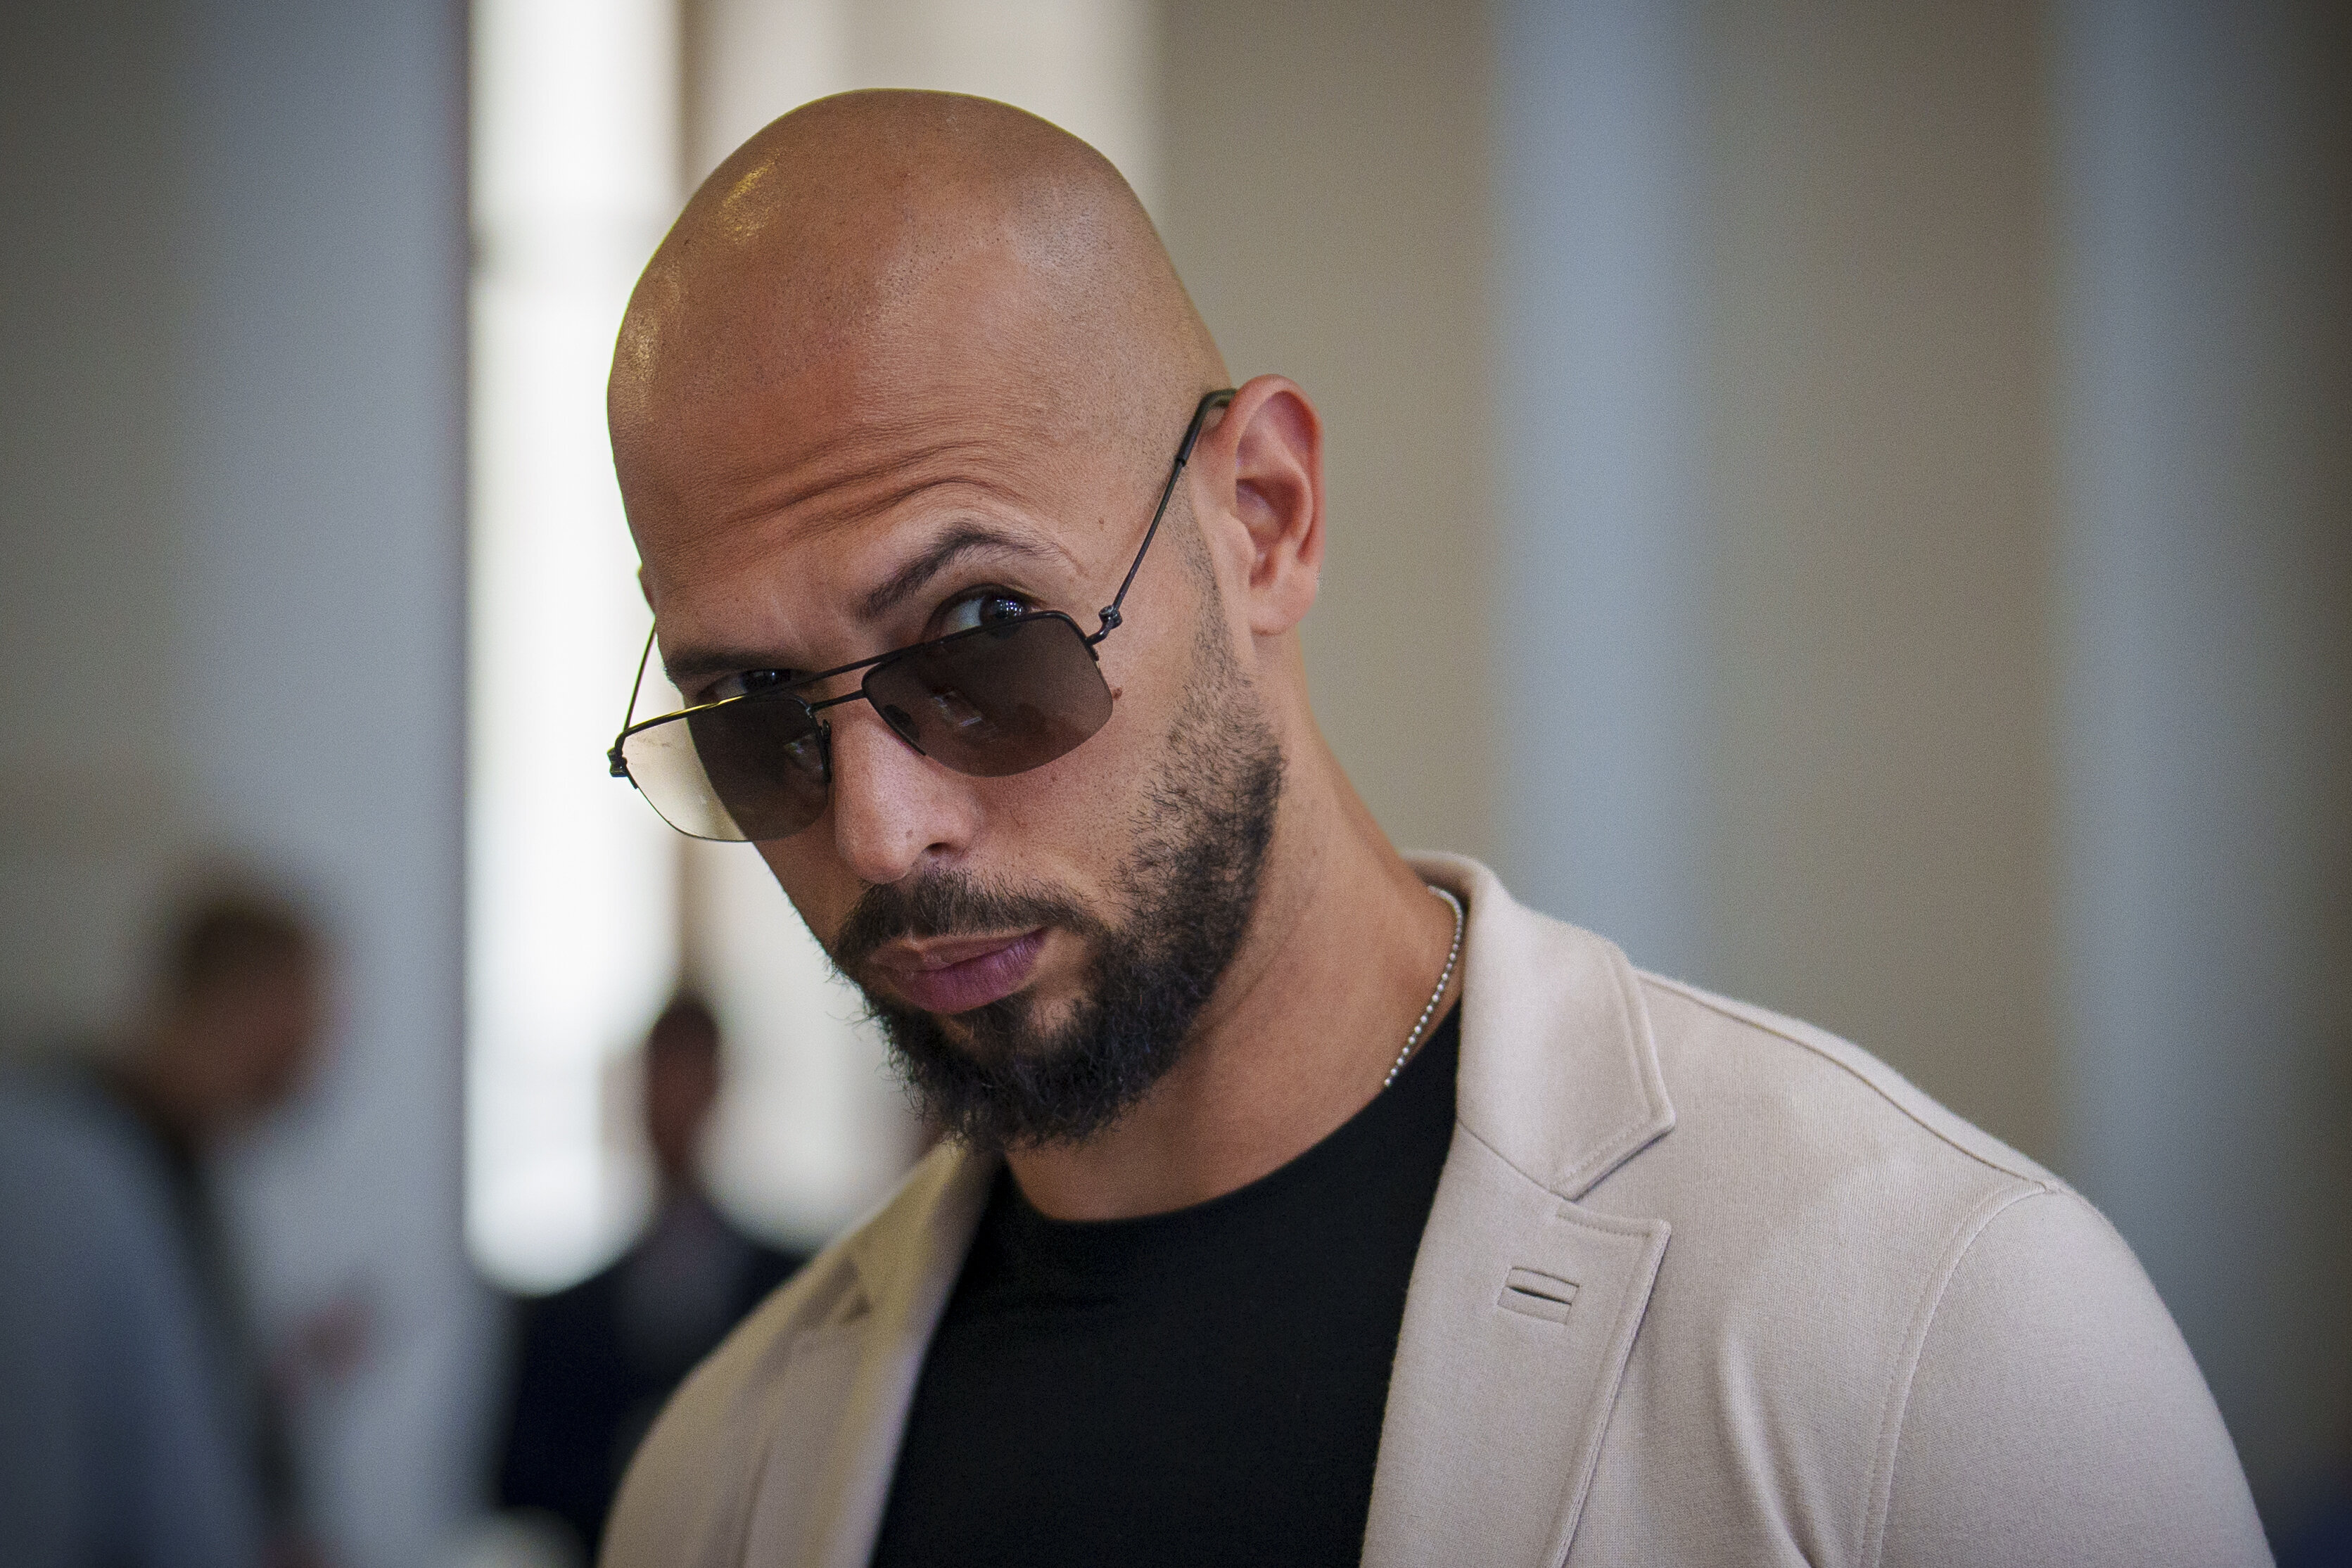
[829,872,1105,974]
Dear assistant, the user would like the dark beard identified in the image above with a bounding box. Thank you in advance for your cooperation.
[827,652,1284,1152]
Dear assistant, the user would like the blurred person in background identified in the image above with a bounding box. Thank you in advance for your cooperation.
[0,884,329,1568]
[495,993,806,1562]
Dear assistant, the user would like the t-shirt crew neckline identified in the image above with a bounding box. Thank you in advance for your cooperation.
[985,1000,1463,1280]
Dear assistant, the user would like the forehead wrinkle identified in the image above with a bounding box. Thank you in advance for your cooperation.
[646,431,1052,598]
[704,371,1094,528]
[708,431,1019,539]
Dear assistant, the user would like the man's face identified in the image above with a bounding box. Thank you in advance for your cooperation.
[172,954,325,1127]
[626,285,1278,1148]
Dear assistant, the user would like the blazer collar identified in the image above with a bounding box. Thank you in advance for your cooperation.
[842,1145,996,1315]
[1411,852,1675,1199]
[1363,855,1677,1568]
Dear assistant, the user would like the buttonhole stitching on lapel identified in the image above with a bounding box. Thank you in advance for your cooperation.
[1498,1267,1579,1324]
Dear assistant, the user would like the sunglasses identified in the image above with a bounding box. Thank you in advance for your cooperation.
[609,389,1238,841]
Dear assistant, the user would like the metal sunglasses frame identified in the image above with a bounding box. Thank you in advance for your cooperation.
[608,388,1238,796]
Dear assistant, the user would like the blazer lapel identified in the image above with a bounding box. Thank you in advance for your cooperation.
[1365,858,1677,1568]
[740,1146,998,1568]
[1362,1135,1670,1568]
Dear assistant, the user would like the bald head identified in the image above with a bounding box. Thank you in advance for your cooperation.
[611,90,1226,561]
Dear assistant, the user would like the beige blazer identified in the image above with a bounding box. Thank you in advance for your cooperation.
[604,855,2268,1567]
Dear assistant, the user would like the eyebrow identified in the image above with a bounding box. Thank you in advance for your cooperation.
[659,521,1064,691]
[858,521,1060,622]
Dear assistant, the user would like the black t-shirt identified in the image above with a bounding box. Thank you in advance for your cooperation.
[868,1005,1461,1568]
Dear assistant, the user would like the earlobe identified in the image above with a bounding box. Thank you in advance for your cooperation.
[1211,375,1326,637]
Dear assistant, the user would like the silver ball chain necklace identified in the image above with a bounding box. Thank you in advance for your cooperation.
[1384,886,1466,1089]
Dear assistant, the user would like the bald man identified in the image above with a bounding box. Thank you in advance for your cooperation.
[597,91,2262,1568]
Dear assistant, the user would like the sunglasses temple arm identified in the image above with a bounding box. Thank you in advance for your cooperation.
[610,623,659,777]
[1093,388,1237,642]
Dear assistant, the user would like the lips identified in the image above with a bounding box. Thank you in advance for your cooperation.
[865,929,1047,1015]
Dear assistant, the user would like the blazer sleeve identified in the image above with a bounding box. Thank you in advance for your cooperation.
[1877,1187,2270,1568]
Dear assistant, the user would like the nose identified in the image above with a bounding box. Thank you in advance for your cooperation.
[823,700,978,886]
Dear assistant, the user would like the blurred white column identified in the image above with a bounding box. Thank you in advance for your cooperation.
[685,0,1158,198]
[469,0,683,1291]
[1494,0,1714,980]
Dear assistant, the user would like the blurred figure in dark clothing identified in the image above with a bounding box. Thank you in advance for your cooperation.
[0,884,329,1568]
[497,993,805,1560]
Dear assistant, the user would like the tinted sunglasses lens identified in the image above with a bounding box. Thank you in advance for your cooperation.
[621,694,829,841]
[862,613,1114,779]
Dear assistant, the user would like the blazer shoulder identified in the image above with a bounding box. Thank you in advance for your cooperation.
[1877,1185,2265,1564]
[1635,971,2065,1192]
[1558,977,2249,1561]
[1586,971,2088,1443]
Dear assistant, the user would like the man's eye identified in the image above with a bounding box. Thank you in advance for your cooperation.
[938,590,1031,636]
[706,669,790,702]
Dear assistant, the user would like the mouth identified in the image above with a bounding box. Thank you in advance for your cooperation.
[865,929,1048,1016]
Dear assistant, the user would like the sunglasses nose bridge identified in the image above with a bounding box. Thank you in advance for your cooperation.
[822,681,932,765]
[828,659,932,758]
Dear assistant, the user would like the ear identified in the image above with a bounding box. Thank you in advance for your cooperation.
[1195,374,1324,637]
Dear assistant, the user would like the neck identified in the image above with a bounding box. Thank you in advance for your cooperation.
[1005,730,1463,1221]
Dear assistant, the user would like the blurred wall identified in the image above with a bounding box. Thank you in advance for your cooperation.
[1499,0,2061,1164]
[1160,0,1498,866]
[1,0,185,1035]
[1698,0,2061,1166]
[2054,0,2352,1524]
[3,2,490,1564]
